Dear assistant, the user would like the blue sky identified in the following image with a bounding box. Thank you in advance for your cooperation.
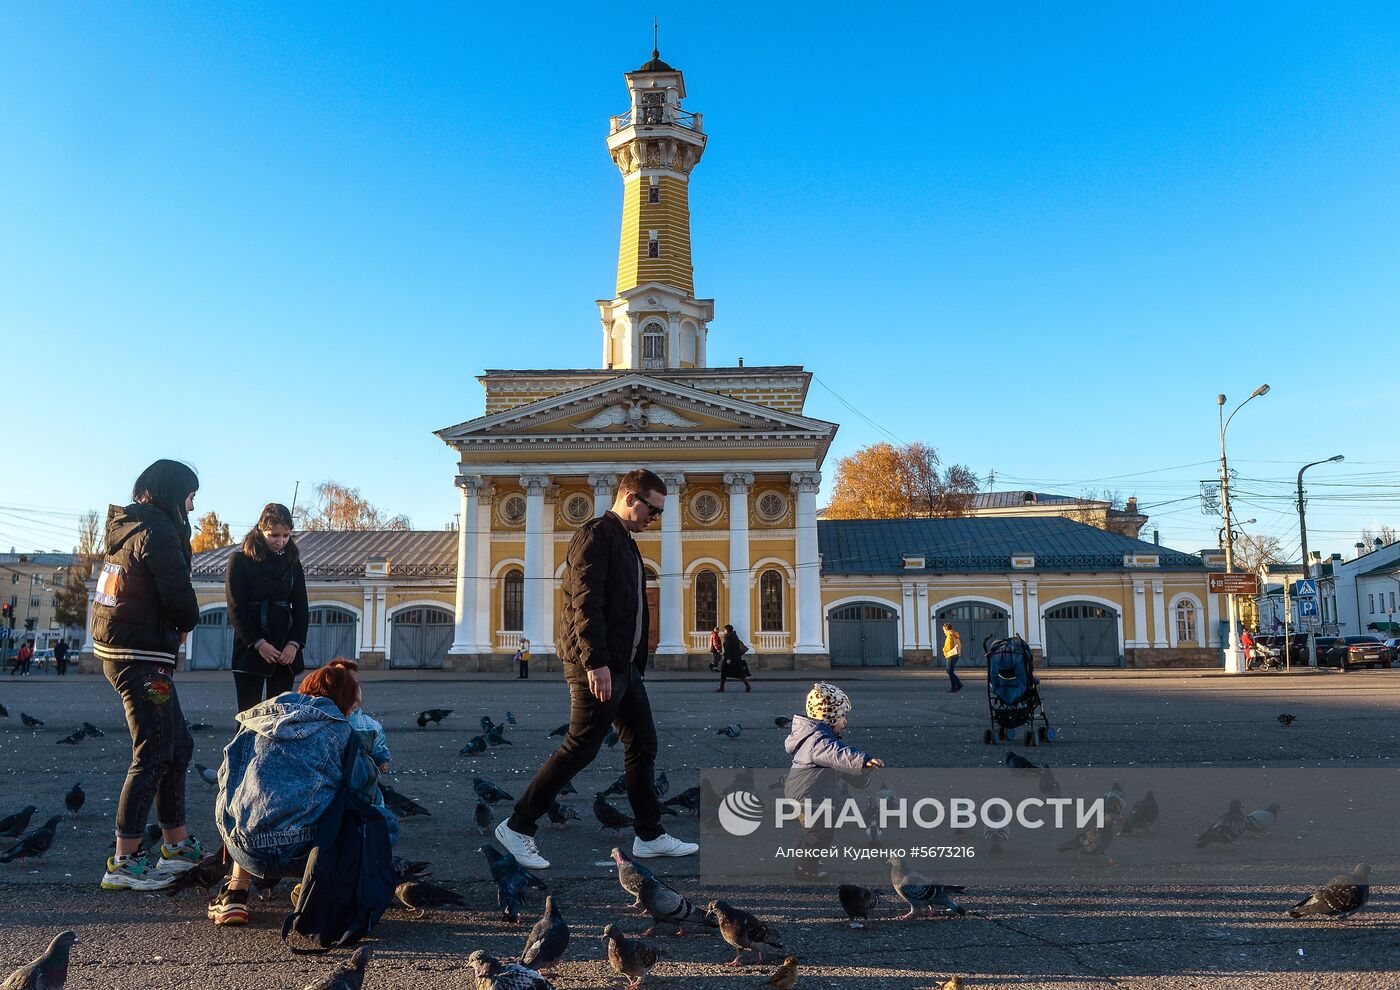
[2,2,1397,559]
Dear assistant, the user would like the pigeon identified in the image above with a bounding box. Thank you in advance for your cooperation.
[481,716,497,732]
[1287,863,1371,919]
[699,779,722,825]
[0,929,78,990]
[1196,799,1248,848]
[1119,791,1159,834]
[1057,823,1117,863]
[475,800,496,835]
[593,794,634,832]
[663,786,701,815]
[395,880,466,917]
[601,774,629,799]
[55,730,84,746]
[1244,803,1281,835]
[1039,769,1063,799]
[467,949,554,990]
[547,723,568,738]
[81,722,104,738]
[984,825,1009,855]
[603,727,620,748]
[63,784,84,818]
[161,848,231,895]
[416,708,453,728]
[717,723,742,739]
[0,806,37,839]
[653,772,670,798]
[186,721,212,732]
[486,723,513,747]
[1102,781,1126,818]
[1005,751,1040,772]
[474,777,515,804]
[837,884,881,928]
[769,775,788,794]
[1278,713,1297,726]
[392,856,432,883]
[939,979,963,990]
[0,701,7,717]
[301,946,371,990]
[140,823,164,857]
[506,711,517,725]
[379,783,431,818]
[521,895,570,972]
[611,846,659,909]
[0,815,63,863]
[602,923,660,989]
[194,764,218,786]
[481,844,549,922]
[558,781,577,797]
[461,736,488,756]
[889,857,967,919]
[20,713,43,728]
[762,957,799,990]
[708,899,783,966]
[774,716,792,730]
[546,801,579,828]
[639,874,716,936]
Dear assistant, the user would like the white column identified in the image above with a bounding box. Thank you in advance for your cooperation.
[1206,586,1223,647]
[915,583,930,651]
[1011,580,1026,639]
[360,586,375,654]
[540,486,558,653]
[589,473,618,518]
[666,311,680,368]
[474,484,495,650]
[372,587,387,653]
[1026,581,1042,650]
[725,472,754,641]
[1132,580,1148,649]
[449,475,482,654]
[520,474,551,651]
[656,472,686,655]
[791,471,824,653]
[901,584,917,651]
[1152,580,1168,648]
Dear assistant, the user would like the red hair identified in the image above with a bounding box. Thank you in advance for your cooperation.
[298,659,360,715]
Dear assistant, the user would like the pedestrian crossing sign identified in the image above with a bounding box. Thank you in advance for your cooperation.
[1295,579,1318,598]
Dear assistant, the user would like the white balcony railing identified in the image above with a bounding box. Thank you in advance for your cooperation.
[689,631,713,651]
[496,631,522,651]
[754,631,790,652]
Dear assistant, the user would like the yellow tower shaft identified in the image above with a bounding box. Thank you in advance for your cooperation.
[616,173,695,297]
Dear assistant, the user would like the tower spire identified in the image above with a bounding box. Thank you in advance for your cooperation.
[653,17,659,59]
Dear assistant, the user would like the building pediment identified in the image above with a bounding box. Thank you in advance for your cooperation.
[437,373,836,454]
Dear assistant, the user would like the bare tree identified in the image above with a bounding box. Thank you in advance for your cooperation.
[1361,526,1398,548]
[294,481,411,531]
[1233,529,1285,573]
[53,510,103,633]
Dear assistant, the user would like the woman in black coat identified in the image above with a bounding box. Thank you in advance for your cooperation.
[225,503,309,713]
[717,623,752,693]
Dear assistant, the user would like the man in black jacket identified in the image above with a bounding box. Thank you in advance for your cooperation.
[496,468,698,868]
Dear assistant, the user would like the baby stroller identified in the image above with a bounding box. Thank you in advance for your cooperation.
[1247,641,1284,671]
[982,636,1055,746]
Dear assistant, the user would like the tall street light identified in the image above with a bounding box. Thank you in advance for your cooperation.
[1218,384,1270,673]
[1297,454,1344,666]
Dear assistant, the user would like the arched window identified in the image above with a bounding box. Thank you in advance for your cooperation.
[642,322,665,368]
[503,569,524,631]
[1175,599,1198,645]
[759,569,784,632]
[694,570,718,632]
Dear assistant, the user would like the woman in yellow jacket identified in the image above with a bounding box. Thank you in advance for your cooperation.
[942,622,963,693]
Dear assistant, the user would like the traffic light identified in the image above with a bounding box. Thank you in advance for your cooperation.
[0,602,10,623]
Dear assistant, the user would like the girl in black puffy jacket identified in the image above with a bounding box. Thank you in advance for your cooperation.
[225,502,309,713]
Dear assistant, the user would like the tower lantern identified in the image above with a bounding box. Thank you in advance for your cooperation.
[598,48,714,371]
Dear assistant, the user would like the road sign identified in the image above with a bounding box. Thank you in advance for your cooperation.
[1295,579,1318,598]
[1209,573,1261,595]
[1299,599,1319,617]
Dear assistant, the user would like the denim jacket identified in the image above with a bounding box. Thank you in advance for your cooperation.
[348,709,391,766]
[783,715,872,806]
[216,693,380,874]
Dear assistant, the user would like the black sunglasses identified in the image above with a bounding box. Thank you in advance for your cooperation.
[634,493,664,516]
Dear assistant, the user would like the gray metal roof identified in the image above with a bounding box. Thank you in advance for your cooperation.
[0,553,77,567]
[970,491,1088,510]
[818,517,1204,574]
[192,531,457,581]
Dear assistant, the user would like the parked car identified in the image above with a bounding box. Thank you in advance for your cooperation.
[1312,636,1343,665]
[1383,638,1400,663]
[1257,634,1308,666]
[1322,636,1390,670]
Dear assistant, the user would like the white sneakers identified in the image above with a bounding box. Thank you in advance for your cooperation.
[494,821,550,870]
[633,833,699,859]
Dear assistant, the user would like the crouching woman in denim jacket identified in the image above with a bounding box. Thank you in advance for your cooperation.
[208,661,396,926]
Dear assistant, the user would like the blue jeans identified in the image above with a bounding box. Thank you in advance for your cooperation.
[946,654,962,690]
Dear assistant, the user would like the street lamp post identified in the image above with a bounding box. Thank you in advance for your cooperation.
[1297,454,1344,666]
[1218,385,1270,673]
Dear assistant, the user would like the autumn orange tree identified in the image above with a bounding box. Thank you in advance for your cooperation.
[190,511,233,553]
[823,441,979,520]
[294,481,411,531]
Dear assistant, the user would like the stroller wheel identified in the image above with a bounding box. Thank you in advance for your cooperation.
[983,729,993,745]
[1045,727,1057,742]
[1025,730,1037,747]
[1037,726,1049,743]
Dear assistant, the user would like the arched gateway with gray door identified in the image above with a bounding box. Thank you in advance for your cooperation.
[935,603,1011,663]
[1044,601,1121,666]
[189,606,353,670]
[828,602,900,667]
[390,607,453,669]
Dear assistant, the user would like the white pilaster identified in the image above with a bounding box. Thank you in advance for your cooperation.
[915,583,930,650]
[1026,581,1042,650]
[657,472,687,655]
[540,486,558,653]
[589,473,618,518]
[791,471,824,653]
[449,475,483,655]
[1206,588,1222,647]
[725,472,754,641]
[360,587,376,654]
[666,311,680,368]
[1132,580,1148,649]
[521,474,551,652]
[372,587,387,653]
[1011,580,1026,639]
[474,484,495,651]
[1152,580,1168,648]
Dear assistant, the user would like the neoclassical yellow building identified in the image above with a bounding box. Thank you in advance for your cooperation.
[159,48,1227,673]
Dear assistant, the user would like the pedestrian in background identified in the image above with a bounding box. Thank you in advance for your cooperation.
[53,638,69,675]
[708,626,722,673]
[515,637,531,679]
[226,503,309,714]
[942,621,963,693]
[717,623,751,692]
[92,458,204,892]
[9,638,33,676]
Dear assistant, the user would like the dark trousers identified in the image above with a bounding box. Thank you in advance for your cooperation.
[509,662,663,840]
[947,654,963,690]
[104,660,193,838]
[518,661,529,679]
[234,668,295,713]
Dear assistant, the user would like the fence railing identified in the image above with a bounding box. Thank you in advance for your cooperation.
[689,631,713,651]
[496,631,522,651]
[611,107,703,133]
[754,631,790,652]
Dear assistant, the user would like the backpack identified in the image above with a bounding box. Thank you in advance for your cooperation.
[281,738,396,954]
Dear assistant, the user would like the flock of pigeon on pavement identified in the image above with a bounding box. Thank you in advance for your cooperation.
[0,698,1379,989]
